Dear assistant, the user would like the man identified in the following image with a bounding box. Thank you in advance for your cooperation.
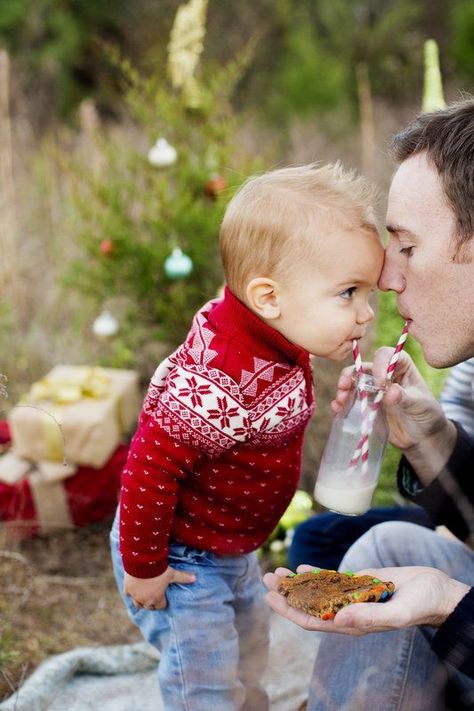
[264,99,474,710]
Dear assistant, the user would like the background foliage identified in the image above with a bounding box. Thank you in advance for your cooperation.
[0,0,472,124]
[62,45,261,367]
[0,0,472,692]
[0,0,469,483]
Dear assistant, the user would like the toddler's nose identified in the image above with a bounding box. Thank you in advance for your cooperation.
[357,302,375,324]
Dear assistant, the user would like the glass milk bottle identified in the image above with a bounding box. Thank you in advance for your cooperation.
[314,373,389,516]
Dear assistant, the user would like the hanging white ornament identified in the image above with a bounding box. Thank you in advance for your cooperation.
[148,138,177,168]
[164,247,193,279]
[92,310,119,338]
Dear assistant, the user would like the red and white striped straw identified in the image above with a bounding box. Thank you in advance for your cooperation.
[348,322,410,471]
[370,321,409,414]
[386,321,409,378]
[349,340,369,474]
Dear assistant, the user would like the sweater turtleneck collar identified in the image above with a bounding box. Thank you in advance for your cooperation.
[208,286,311,368]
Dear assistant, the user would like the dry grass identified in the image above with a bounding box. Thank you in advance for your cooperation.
[0,520,140,702]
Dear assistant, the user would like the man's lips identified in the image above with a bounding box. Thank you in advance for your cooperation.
[397,303,412,323]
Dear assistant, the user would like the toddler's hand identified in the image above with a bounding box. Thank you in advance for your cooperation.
[124,566,196,610]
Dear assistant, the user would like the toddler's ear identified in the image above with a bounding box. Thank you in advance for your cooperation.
[246,278,281,320]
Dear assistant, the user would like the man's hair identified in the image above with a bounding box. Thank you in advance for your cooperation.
[392,98,474,258]
[219,163,378,299]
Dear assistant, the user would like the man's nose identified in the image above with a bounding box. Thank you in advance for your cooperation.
[378,253,405,293]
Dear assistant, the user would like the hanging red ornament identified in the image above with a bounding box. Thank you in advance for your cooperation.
[204,174,227,200]
[100,239,113,255]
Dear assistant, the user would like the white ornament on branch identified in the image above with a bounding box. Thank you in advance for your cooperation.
[148,138,177,168]
[92,310,119,338]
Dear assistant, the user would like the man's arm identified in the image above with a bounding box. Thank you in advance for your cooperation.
[397,421,474,542]
[439,358,474,439]
[400,358,474,483]
[395,357,474,541]
[398,419,458,484]
[432,587,474,678]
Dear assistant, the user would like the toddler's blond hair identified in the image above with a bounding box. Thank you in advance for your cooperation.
[220,163,378,299]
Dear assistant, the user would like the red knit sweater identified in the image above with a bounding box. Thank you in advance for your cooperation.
[119,287,315,577]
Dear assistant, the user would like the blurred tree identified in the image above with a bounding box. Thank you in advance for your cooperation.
[264,1,348,124]
[261,0,423,129]
[451,0,474,88]
[1,0,471,130]
[61,3,261,368]
[0,0,177,122]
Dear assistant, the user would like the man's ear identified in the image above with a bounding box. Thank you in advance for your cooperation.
[246,278,281,320]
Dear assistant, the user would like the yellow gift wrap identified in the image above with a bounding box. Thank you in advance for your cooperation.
[8,366,142,468]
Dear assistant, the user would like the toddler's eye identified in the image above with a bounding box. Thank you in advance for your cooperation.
[399,246,414,256]
[340,287,356,300]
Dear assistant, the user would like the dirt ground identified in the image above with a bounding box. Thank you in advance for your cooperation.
[0,515,286,703]
[0,518,141,702]
[0,518,286,705]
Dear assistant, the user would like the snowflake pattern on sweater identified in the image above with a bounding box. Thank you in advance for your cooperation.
[120,287,315,577]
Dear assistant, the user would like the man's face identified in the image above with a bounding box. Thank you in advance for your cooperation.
[380,152,474,368]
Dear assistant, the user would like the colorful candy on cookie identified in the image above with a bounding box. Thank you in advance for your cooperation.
[277,569,395,619]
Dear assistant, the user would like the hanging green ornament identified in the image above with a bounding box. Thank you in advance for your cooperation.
[164,247,193,279]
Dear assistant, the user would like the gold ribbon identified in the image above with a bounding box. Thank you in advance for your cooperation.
[11,366,139,467]
[26,366,111,404]
[23,367,112,462]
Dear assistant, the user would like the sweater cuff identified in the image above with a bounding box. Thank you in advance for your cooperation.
[121,554,168,579]
[432,587,474,678]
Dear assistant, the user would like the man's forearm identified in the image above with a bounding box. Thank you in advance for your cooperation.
[401,419,458,484]
[398,421,474,542]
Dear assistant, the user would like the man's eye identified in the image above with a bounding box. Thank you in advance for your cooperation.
[399,246,414,256]
[340,287,356,299]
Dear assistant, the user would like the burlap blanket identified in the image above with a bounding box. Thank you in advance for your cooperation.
[0,614,318,711]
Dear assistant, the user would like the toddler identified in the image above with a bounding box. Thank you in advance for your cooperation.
[110,163,384,711]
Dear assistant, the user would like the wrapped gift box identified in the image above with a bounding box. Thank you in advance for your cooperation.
[0,423,128,538]
[8,366,141,468]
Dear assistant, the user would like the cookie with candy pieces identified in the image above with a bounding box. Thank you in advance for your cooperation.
[277,569,395,620]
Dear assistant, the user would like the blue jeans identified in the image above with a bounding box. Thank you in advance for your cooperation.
[110,511,270,711]
[288,505,434,571]
[307,521,474,711]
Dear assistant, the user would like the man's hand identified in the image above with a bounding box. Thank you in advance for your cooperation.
[263,565,470,635]
[124,566,196,610]
[331,348,457,481]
